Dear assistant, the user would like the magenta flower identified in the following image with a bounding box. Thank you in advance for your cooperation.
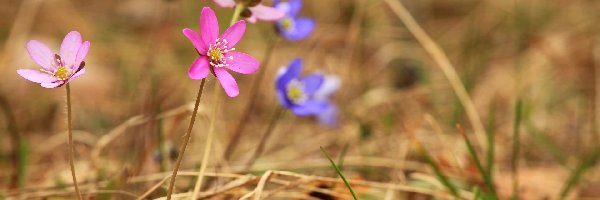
[213,0,285,23]
[183,7,260,97]
[17,31,89,88]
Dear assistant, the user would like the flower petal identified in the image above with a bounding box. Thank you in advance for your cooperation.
[41,81,63,88]
[276,58,302,91]
[212,0,235,7]
[214,68,239,97]
[287,0,303,16]
[276,88,293,109]
[16,69,57,83]
[317,104,338,127]
[291,100,328,115]
[26,40,55,70]
[301,74,324,95]
[249,5,285,22]
[279,17,315,41]
[200,7,219,47]
[73,41,90,70]
[182,28,207,54]
[221,20,246,48]
[275,0,302,16]
[225,52,259,74]
[314,75,340,100]
[60,31,83,67]
[188,56,210,80]
[68,68,86,81]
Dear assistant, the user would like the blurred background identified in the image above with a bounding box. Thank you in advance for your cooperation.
[1,0,600,199]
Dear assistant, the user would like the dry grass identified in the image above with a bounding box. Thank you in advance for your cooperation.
[1,0,600,199]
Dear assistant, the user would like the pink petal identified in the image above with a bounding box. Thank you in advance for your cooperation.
[73,41,90,70]
[26,40,55,70]
[68,68,86,81]
[200,7,219,47]
[214,67,239,97]
[212,0,235,7]
[250,5,286,21]
[221,20,246,48]
[182,28,207,54]
[225,52,259,74]
[60,31,82,67]
[16,69,58,83]
[247,16,257,23]
[188,56,210,80]
[41,81,63,88]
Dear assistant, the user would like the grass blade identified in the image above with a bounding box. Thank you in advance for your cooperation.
[457,125,497,199]
[486,100,496,181]
[320,146,359,200]
[559,148,600,199]
[414,141,461,198]
[511,99,523,200]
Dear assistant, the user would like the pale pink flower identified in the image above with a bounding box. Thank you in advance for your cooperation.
[213,0,285,23]
[183,7,260,97]
[17,31,89,88]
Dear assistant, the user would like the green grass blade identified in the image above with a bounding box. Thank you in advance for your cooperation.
[415,142,461,198]
[337,143,350,171]
[511,99,523,200]
[458,126,497,199]
[559,148,600,199]
[320,146,359,200]
[486,100,496,181]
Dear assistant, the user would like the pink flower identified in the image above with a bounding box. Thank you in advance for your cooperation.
[213,0,285,23]
[17,31,89,88]
[183,7,260,97]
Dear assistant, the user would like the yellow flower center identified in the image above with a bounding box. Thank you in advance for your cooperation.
[281,18,294,30]
[55,66,69,80]
[208,48,223,62]
[286,80,307,103]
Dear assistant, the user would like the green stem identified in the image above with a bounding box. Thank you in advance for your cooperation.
[165,79,206,200]
[66,84,82,200]
[230,3,244,25]
[511,99,523,200]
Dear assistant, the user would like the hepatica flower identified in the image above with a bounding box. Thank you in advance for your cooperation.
[213,0,285,23]
[274,0,315,41]
[17,31,89,88]
[276,58,339,126]
[183,7,260,97]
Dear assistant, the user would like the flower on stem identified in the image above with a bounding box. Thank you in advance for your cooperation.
[274,0,315,41]
[17,31,89,88]
[183,7,260,97]
[276,58,339,126]
[213,0,285,23]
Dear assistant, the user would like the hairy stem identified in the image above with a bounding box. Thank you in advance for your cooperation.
[165,79,206,200]
[190,4,244,199]
[66,84,82,200]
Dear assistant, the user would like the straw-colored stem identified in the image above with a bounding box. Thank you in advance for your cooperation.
[65,84,82,200]
[191,81,221,199]
[383,0,487,149]
[166,79,206,200]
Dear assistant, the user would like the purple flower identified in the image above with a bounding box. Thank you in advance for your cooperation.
[274,0,315,41]
[183,7,260,97]
[213,0,285,23]
[276,58,339,125]
[17,31,89,88]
